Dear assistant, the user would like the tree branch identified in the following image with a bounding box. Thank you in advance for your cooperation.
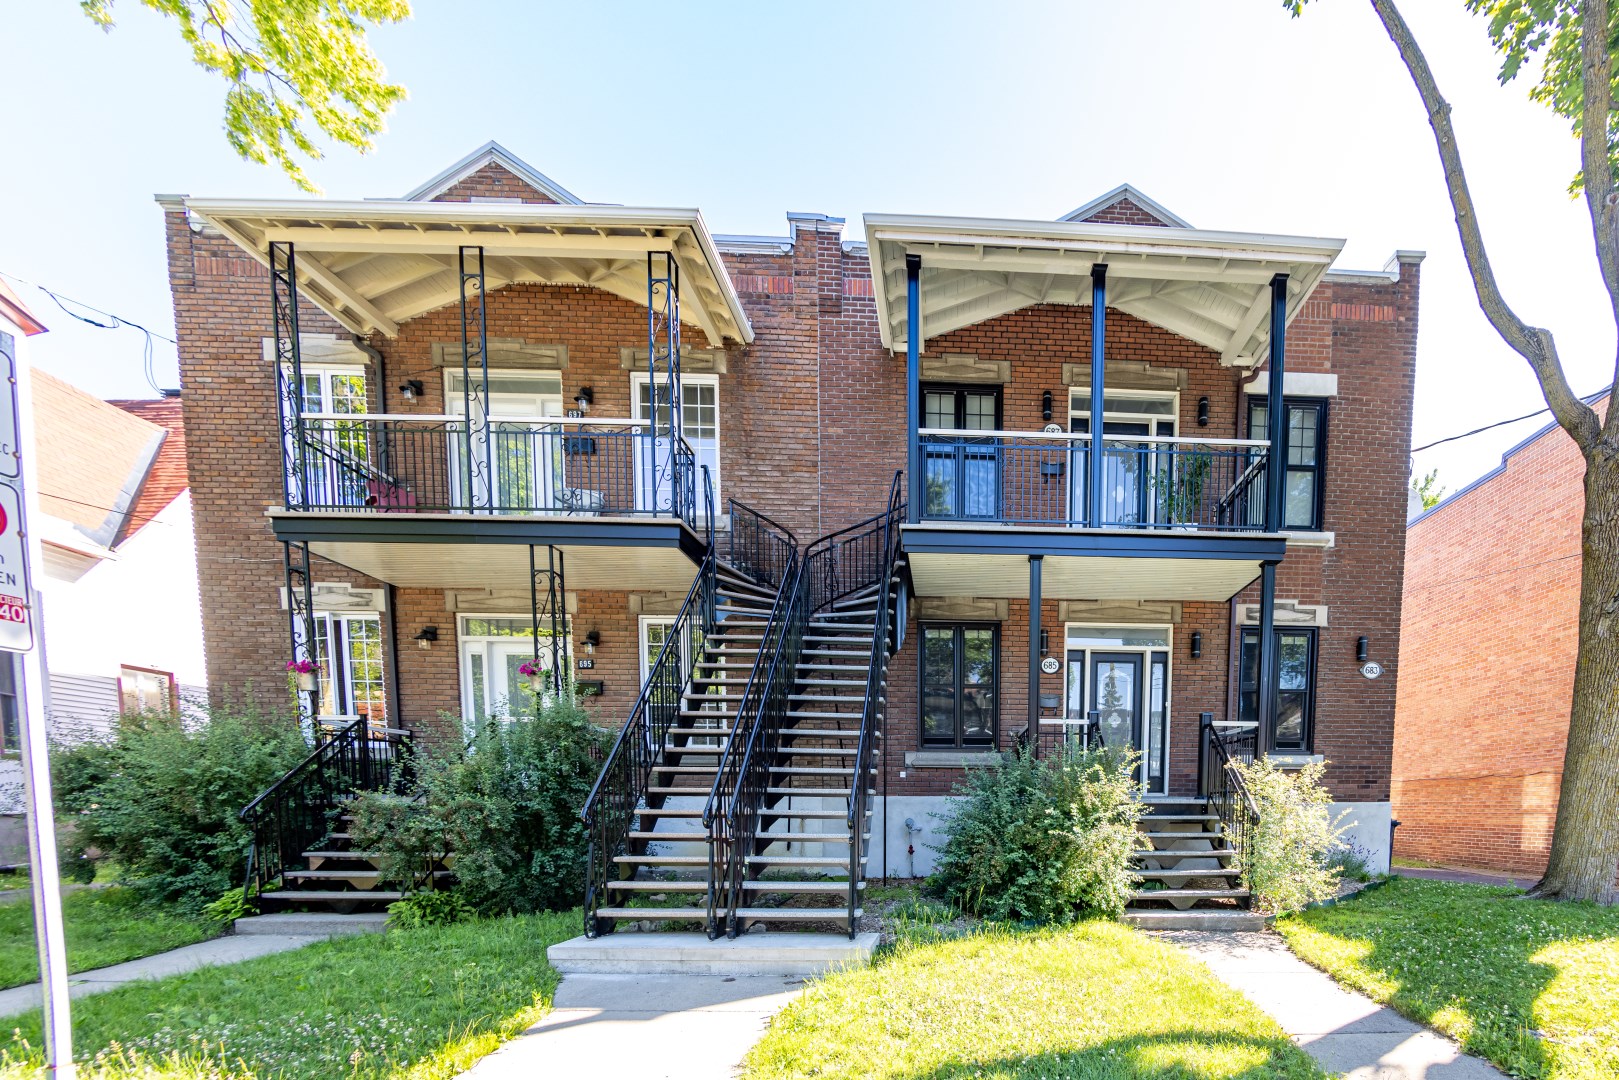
[1371,0,1602,450]
[1578,0,1619,437]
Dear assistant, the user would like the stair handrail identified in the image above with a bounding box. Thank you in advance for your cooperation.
[724,499,798,590]
[239,717,414,906]
[580,544,717,936]
[1199,717,1261,897]
[844,472,906,934]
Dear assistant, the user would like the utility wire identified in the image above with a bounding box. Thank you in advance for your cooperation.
[0,269,177,394]
[1411,405,1553,453]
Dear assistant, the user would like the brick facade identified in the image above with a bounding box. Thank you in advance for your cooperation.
[164,160,1418,807]
[1392,402,1600,874]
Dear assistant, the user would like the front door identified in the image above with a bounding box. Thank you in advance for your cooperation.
[487,638,559,718]
[1089,652,1143,756]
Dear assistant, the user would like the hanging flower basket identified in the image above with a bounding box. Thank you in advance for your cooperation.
[518,660,548,692]
[286,660,319,692]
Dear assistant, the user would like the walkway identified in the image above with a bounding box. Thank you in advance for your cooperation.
[1164,930,1507,1079]
[0,932,325,1018]
[458,974,804,1080]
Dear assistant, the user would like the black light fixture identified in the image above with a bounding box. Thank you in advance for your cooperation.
[574,386,594,413]
[1190,631,1203,659]
[413,625,439,651]
[1197,396,1210,427]
[1356,636,1369,663]
[1039,628,1050,655]
[1041,390,1054,422]
[399,379,425,402]
[584,630,601,655]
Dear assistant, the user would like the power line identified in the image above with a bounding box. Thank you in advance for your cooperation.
[0,269,176,394]
[1412,406,1553,453]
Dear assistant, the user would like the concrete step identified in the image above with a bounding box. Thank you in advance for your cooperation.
[1128,887,1250,901]
[1136,868,1242,881]
[258,889,404,902]
[1121,909,1268,931]
[548,931,878,976]
[233,912,389,936]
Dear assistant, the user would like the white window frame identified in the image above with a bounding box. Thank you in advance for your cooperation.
[457,613,573,731]
[1060,622,1173,796]
[631,372,722,508]
[305,611,385,726]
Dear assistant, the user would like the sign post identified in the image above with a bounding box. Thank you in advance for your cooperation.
[0,337,73,1077]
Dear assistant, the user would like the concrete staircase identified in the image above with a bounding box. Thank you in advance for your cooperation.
[1122,798,1265,930]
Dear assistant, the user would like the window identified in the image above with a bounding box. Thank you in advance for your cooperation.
[285,365,369,506]
[0,656,20,755]
[307,614,385,722]
[1247,398,1327,530]
[633,374,721,507]
[921,384,1001,520]
[1239,627,1317,752]
[920,624,998,749]
[119,665,177,716]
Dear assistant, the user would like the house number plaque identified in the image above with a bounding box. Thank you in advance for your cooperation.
[1040,656,1061,675]
[577,658,595,670]
[1359,661,1383,680]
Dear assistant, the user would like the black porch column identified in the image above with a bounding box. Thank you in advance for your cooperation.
[906,254,922,523]
[1028,554,1043,758]
[1256,560,1277,757]
[1265,273,1289,532]
[1088,264,1107,528]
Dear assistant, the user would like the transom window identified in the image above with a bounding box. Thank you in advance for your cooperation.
[921,623,998,749]
[1239,627,1317,752]
[1247,398,1327,530]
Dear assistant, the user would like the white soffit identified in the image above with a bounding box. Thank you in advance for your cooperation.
[864,214,1345,365]
[184,199,754,346]
[906,551,1264,602]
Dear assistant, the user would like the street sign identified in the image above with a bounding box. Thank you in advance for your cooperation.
[0,339,32,653]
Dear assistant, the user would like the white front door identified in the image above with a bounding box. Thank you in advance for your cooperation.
[633,374,720,514]
[446,371,564,512]
[459,615,569,729]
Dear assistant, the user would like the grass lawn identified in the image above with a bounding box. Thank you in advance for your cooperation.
[1278,876,1619,1080]
[0,887,218,989]
[0,909,576,1079]
[744,919,1326,1080]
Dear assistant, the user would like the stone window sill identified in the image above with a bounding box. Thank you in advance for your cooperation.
[905,750,998,769]
[1267,753,1325,768]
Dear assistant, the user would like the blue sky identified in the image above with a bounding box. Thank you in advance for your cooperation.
[1,1,1611,494]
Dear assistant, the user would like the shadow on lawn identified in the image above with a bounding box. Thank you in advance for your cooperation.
[884,1030,1322,1080]
[1286,877,1619,1079]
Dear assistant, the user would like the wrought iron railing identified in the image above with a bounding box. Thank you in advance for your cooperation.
[240,718,415,908]
[580,545,718,937]
[724,500,798,588]
[915,429,1269,530]
[285,414,698,526]
[1198,715,1260,906]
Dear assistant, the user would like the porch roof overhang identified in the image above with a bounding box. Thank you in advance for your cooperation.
[183,199,754,347]
[268,511,706,592]
[863,214,1345,365]
[900,524,1286,601]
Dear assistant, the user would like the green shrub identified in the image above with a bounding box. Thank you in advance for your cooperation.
[201,887,252,926]
[350,699,611,916]
[1234,757,1349,914]
[51,705,308,912]
[386,889,473,929]
[933,745,1142,923]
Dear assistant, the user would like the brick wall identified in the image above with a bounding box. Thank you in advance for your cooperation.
[1392,399,1598,873]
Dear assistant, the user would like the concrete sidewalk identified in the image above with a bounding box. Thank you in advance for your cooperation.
[1164,931,1507,1079]
[458,974,804,1080]
[0,933,324,1018]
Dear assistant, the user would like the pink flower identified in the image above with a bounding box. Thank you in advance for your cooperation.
[286,660,318,675]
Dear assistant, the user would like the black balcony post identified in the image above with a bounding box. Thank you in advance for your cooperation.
[269,241,305,508]
[1088,264,1107,528]
[1027,554,1043,759]
[905,253,922,524]
[1265,273,1289,533]
[458,246,490,512]
[1256,560,1277,757]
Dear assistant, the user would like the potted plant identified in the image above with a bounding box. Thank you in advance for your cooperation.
[517,659,549,692]
[1153,449,1213,527]
[286,659,319,693]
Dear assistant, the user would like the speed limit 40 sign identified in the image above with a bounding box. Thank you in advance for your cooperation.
[0,483,31,650]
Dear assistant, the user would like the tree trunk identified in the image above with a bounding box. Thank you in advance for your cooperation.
[1533,449,1619,903]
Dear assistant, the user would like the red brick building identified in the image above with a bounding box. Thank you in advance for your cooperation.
[160,146,1421,928]
[1393,398,1602,876]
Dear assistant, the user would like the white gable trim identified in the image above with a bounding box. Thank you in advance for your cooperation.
[402,141,583,205]
[1059,183,1192,228]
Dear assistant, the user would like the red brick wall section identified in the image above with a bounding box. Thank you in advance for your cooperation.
[430,162,559,204]
[1077,197,1177,228]
[1392,398,1601,874]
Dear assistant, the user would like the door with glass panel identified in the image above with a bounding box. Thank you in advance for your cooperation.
[286,366,369,507]
[921,385,1000,520]
[446,371,564,512]
[633,375,719,516]
[1064,625,1171,793]
[1070,392,1178,526]
[459,616,568,730]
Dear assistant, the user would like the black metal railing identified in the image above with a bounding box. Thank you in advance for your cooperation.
[915,431,1269,530]
[580,545,718,937]
[240,718,415,908]
[286,416,698,526]
[1198,715,1260,906]
[724,500,797,588]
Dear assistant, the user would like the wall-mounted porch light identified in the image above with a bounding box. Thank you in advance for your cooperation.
[583,630,601,656]
[574,386,594,413]
[1197,396,1210,427]
[399,379,425,402]
[1356,636,1369,663]
[1190,631,1203,659]
[1041,390,1054,422]
[1039,628,1050,655]
[414,626,439,651]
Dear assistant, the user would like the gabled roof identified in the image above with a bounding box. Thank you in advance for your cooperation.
[1060,184,1192,228]
[401,141,584,205]
[108,396,188,543]
[0,278,47,336]
[29,371,173,553]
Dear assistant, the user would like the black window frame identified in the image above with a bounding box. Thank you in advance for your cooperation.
[1238,626,1318,753]
[920,382,1003,431]
[919,621,1000,750]
[1246,396,1328,531]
